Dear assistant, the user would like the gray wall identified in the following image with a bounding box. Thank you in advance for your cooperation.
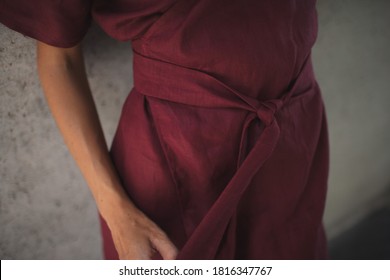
[0,0,389,259]
[313,0,390,238]
[0,26,131,259]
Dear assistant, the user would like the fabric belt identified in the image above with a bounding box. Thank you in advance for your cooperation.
[133,50,313,259]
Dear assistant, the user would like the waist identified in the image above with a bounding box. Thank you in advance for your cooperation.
[132,50,318,116]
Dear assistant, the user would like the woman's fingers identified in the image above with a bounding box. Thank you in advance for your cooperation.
[110,213,178,260]
[149,230,178,260]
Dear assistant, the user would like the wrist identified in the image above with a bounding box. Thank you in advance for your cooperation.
[93,183,139,221]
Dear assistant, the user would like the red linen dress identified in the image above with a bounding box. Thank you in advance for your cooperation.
[0,0,329,259]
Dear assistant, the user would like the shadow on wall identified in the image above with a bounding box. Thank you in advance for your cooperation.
[329,205,390,259]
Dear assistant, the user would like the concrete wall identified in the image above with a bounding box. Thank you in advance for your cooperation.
[313,0,390,238]
[0,26,131,259]
[0,0,389,259]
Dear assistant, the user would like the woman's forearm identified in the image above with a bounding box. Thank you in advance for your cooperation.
[36,42,135,218]
[36,42,178,259]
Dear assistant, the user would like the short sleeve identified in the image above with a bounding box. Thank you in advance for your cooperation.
[0,0,93,48]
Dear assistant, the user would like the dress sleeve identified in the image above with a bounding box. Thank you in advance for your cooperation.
[0,0,93,48]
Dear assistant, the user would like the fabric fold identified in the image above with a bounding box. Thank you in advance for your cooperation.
[133,51,314,259]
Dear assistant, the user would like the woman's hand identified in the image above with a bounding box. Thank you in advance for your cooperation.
[36,41,177,259]
[102,198,178,260]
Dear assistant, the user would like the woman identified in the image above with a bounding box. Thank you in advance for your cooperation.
[0,0,329,259]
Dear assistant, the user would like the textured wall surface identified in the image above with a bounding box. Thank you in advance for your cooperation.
[0,0,389,259]
[0,26,132,259]
[313,0,390,237]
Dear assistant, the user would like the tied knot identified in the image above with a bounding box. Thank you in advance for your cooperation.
[255,100,282,126]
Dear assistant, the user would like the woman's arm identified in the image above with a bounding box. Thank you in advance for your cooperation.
[36,41,177,260]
